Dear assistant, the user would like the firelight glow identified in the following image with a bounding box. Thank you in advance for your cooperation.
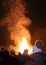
[19,37,32,55]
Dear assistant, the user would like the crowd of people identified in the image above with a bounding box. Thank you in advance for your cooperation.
[0,40,46,65]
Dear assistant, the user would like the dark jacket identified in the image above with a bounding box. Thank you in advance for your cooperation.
[30,52,46,65]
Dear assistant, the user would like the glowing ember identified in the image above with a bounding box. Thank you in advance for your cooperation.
[19,37,32,55]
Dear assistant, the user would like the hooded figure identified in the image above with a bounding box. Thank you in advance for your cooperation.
[30,40,46,65]
[33,40,43,53]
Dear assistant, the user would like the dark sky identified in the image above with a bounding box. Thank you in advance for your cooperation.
[25,0,46,33]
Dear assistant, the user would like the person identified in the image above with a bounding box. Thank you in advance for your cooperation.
[30,39,46,65]
[23,49,28,56]
[33,40,43,53]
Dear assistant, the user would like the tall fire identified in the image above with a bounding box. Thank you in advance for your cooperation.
[5,0,32,55]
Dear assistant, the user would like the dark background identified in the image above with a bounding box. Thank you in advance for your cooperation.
[25,0,46,32]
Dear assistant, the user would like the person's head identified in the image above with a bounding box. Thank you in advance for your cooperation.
[35,40,43,49]
[23,49,28,55]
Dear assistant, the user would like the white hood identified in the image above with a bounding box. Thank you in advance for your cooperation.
[33,45,43,53]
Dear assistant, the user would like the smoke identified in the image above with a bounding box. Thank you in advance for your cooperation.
[0,0,31,26]
[0,0,31,54]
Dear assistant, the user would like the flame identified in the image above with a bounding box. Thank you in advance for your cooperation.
[5,0,32,55]
[19,37,32,55]
[8,25,32,55]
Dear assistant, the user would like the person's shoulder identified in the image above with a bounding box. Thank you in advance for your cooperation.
[31,52,45,57]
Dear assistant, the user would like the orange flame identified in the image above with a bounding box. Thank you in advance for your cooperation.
[18,37,32,55]
[7,0,32,55]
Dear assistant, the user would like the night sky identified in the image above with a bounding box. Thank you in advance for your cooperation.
[25,0,46,33]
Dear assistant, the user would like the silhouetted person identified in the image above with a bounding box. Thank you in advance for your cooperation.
[17,50,29,65]
[23,49,28,56]
[0,48,18,65]
[30,40,46,65]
